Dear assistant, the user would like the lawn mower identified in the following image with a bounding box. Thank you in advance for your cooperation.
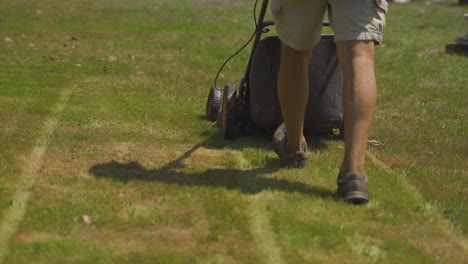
[205,0,344,140]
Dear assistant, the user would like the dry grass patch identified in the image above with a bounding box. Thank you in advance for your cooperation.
[74,227,199,254]
[14,231,61,244]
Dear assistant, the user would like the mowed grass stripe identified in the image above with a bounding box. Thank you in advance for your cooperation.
[0,85,75,262]
[230,151,284,263]
[248,194,284,264]
[367,151,466,246]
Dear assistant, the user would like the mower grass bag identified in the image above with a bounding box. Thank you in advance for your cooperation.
[248,35,343,136]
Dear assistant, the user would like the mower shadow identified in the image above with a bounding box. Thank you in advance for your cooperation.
[198,126,336,152]
[88,141,336,199]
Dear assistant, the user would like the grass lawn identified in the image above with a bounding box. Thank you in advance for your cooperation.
[0,0,466,263]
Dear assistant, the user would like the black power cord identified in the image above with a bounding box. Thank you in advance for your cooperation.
[213,0,261,89]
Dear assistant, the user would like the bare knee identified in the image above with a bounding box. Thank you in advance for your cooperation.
[336,41,375,75]
[336,41,377,104]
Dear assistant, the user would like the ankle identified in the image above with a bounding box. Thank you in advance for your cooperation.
[339,165,365,178]
[286,137,307,153]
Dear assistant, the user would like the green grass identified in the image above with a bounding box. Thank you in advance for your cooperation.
[0,0,467,263]
[374,2,468,235]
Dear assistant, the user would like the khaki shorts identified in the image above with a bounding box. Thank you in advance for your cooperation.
[271,0,388,50]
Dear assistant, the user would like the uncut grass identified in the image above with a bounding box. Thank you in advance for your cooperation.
[266,147,465,262]
[372,2,468,233]
[1,0,467,262]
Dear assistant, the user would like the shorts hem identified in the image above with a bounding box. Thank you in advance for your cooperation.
[334,32,383,45]
[276,31,320,51]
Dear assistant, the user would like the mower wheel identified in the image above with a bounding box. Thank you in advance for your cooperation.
[220,84,238,139]
[205,87,222,121]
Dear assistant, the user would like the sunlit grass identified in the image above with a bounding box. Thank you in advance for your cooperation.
[0,0,466,263]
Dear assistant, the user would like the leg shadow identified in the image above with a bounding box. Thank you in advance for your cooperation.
[88,142,335,198]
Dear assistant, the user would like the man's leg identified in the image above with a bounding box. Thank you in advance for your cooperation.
[271,0,328,161]
[277,45,313,153]
[336,40,377,178]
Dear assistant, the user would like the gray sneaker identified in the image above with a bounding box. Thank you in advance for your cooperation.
[272,123,308,168]
[337,172,369,204]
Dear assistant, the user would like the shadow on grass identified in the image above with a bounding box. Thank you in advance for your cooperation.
[88,141,336,199]
[198,126,337,152]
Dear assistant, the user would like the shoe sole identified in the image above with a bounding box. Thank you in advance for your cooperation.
[343,191,369,204]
